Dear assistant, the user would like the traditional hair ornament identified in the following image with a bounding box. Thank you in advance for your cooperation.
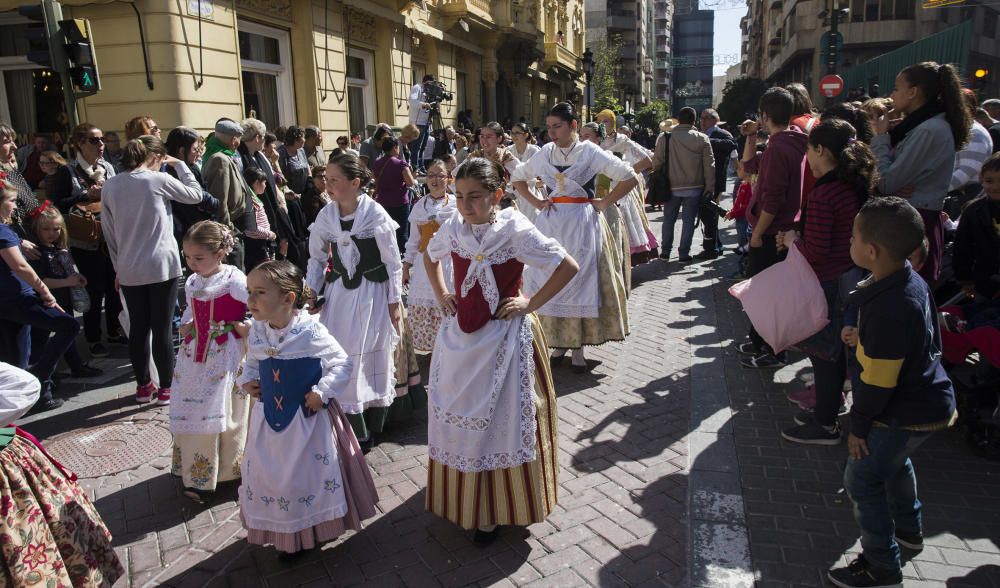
[221,228,236,255]
[847,137,857,145]
[28,200,54,219]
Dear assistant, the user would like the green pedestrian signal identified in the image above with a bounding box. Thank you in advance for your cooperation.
[59,17,100,97]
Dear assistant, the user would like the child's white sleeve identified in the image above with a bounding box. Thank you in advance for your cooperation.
[180,274,195,325]
[236,355,259,387]
[313,328,353,403]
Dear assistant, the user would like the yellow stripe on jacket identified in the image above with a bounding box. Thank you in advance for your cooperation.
[856,340,904,389]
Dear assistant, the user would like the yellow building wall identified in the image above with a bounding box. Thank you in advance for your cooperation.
[61,0,244,136]
[310,1,350,137]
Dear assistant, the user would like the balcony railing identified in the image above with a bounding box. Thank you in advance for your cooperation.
[544,42,579,72]
[436,0,493,25]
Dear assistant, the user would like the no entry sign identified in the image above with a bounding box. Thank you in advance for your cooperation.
[820,74,844,98]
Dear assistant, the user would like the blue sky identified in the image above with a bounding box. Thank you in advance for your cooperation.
[714,5,749,76]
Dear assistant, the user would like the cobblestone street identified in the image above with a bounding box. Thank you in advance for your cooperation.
[18,209,1000,588]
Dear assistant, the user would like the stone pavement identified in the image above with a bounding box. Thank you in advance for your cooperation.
[18,203,1000,587]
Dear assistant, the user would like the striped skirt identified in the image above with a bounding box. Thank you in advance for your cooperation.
[425,317,558,530]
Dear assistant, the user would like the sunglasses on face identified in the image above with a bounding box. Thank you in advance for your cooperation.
[87,136,105,145]
[39,159,53,165]
[426,173,448,180]
[151,126,160,132]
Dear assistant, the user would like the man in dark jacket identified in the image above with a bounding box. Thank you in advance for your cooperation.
[238,118,307,270]
[737,87,808,368]
[699,109,737,259]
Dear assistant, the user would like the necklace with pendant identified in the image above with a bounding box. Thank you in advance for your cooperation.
[264,319,293,357]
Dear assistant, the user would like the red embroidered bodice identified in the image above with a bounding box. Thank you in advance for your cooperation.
[184,294,247,363]
[451,254,524,333]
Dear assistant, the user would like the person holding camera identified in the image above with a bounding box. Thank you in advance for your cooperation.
[408,74,435,175]
[661,107,715,263]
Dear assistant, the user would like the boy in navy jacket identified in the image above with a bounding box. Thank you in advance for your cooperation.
[828,197,956,588]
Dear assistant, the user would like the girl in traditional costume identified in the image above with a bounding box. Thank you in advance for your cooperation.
[402,159,457,353]
[172,221,251,503]
[0,362,124,585]
[424,158,579,544]
[471,123,530,218]
[580,122,632,295]
[306,154,403,448]
[594,110,660,266]
[511,102,639,373]
[238,261,377,557]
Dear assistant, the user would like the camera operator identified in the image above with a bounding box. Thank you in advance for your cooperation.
[408,74,435,175]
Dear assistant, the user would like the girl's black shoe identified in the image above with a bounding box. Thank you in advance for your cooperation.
[473,527,499,545]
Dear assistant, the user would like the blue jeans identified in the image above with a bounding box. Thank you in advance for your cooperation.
[0,293,80,398]
[735,218,749,249]
[660,196,700,257]
[410,124,429,171]
[844,426,932,572]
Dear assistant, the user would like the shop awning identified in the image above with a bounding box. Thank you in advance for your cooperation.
[841,20,972,94]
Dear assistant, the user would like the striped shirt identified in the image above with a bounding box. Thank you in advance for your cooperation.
[244,198,273,241]
[799,173,861,282]
[949,122,994,191]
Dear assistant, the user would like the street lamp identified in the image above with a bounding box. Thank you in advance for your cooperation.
[582,47,594,121]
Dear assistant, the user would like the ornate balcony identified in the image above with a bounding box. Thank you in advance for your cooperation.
[544,42,579,73]
[436,0,494,27]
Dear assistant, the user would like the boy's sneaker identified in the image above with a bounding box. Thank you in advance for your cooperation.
[894,529,924,552]
[741,353,786,369]
[827,556,902,588]
[89,343,110,358]
[782,420,842,445]
[156,387,172,406]
[136,382,156,404]
[734,342,759,356]
[677,254,693,262]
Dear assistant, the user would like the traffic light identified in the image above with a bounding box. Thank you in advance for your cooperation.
[17,3,66,72]
[973,68,990,92]
[59,18,100,96]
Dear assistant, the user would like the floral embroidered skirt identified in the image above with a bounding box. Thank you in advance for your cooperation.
[603,204,633,296]
[538,215,631,349]
[407,303,444,353]
[425,317,558,530]
[171,384,251,492]
[243,401,379,553]
[0,434,124,587]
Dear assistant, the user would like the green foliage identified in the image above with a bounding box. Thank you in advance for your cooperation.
[591,35,623,117]
[717,77,769,129]
[634,99,671,132]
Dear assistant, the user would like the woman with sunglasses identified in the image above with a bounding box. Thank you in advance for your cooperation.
[47,123,123,358]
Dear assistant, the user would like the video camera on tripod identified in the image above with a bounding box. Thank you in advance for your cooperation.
[422,80,453,130]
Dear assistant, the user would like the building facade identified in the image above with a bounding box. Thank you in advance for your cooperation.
[0,0,586,140]
[652,0,673,100]
[671,4,714,114]
[742,0,999,100]
[584,0,654,107]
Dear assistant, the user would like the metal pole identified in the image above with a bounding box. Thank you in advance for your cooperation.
[42,0,79,130]
[586,74,592,122]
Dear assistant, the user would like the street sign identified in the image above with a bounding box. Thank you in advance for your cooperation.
[819,31,844,66]
[820,74,844,98]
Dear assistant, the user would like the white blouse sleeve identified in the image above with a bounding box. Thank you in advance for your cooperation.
[515,226,566,274]
[401,204,422,266]
[510,147,545,183]
[375,226,403,304]
[306,209,333,294]
[598,147,639,183]
[228,269,249,304]
[0,363,40,424]
[312,326,354,404]
[236,327,261,387]
[180,274,195,324]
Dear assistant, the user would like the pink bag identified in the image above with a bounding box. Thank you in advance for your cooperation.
[728,244,829,354]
